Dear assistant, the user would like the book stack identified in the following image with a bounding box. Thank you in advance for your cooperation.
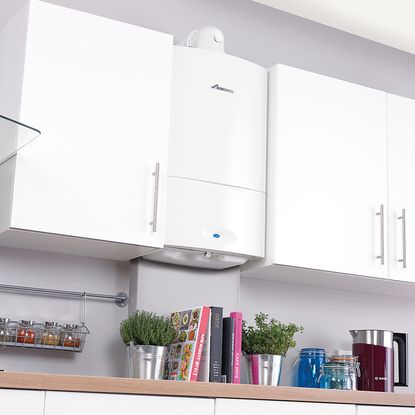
[166,306,242,383]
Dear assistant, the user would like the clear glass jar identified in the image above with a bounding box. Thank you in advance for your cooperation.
[319,362,354,390]
[17,320,37,344]
[0,318,14,343]
[61,324,81,349]
[297,348,327,388]
[41,321,60,346]
[328,355,360,390]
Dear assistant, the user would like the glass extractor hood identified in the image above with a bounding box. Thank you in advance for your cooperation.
[0,114,41,165]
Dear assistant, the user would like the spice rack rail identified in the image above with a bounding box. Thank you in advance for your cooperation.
[0,319,90,353]
[0,283,127,353]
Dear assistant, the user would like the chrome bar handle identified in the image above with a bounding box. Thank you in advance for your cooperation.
[376,204,385,265]
[150,162,160,232]
[398,209,407,269]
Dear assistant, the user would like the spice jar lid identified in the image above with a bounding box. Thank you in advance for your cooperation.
[19,320,35,326]
[44,321,59,328]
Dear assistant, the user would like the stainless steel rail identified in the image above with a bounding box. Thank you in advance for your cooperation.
[0,284,128,308]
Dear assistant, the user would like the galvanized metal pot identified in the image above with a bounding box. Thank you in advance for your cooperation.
[247,354,283,386]
[127,344,168,380]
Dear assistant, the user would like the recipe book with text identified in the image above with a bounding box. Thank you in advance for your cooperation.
[230,311,243,384]
[167,306,210,381]
[209,306,223,382]
[222,316,235,383]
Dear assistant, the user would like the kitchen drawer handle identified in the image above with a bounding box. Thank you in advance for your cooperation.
[398,209,407,269]
[376,204,385,265]
[150,162,160,232]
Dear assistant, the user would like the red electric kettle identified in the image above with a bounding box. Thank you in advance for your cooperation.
[350,329,407,392]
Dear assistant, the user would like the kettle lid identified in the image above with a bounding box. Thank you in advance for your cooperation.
[349,329,394,348]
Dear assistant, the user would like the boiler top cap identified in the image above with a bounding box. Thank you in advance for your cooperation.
[179,26,225,52]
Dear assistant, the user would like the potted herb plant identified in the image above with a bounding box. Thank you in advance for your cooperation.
[242,312,303,386]
[120,310,176,380]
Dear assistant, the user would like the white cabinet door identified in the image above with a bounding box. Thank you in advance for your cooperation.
[216,398,354,415]
[11,1,172,252]
[0,389,44,415]
[268,65,388,278]
[357,406,415,415]
[45,391,214,415]
[387,94,415,282]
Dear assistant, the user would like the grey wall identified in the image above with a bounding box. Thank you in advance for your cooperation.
[1,0,415,386]
[0,248,129,376]
[129,260,239,318]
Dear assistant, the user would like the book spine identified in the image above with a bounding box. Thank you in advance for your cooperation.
[230,311,243,384]
[190,306,210,382]
[221,317,235,383]
[209,306,223,382]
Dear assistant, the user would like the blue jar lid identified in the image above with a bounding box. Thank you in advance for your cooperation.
[300,348,326,356]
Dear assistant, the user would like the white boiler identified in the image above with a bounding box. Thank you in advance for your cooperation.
[145,29,267,269]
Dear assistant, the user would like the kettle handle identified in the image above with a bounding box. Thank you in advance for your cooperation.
[393,333,408,387]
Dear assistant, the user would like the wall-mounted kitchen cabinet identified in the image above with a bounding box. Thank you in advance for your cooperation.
[262,64,388,278]
[0,1,172,260]
[387,94,415,283]
[243,64,415,292]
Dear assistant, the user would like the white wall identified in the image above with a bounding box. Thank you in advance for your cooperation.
[0,247,129,376]
[240,277,413,392]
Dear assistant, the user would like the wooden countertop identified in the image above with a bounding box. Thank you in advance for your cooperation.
[1,371,415,407]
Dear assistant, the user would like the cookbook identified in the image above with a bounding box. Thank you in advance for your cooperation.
[167,306,210,381]
[209,306,223,382]
[221,316,235,383]
[230,311,243,384]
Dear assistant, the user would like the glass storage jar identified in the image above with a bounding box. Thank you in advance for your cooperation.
[319,362,354,390]
[61,323,81,348]
[328,355,360,390]
[41,321,60,346]
[17,320,37,344]
[0,318,14,343]
[297,348,327,388]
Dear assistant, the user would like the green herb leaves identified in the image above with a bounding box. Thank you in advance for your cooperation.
[242,312,303,356]
[120,310,176,347]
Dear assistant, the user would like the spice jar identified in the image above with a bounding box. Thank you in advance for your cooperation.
[17,320,37,344]
[0,318,15,343]
[41,321,60,346]
[61,324,81,348]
